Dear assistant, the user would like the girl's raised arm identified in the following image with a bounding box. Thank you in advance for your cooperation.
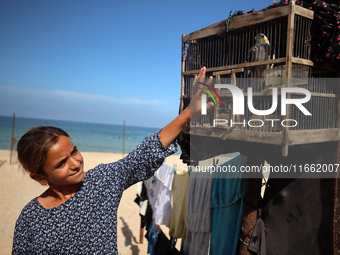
[160,67,214,148]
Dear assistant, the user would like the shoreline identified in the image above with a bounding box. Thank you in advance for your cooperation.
[0,149,187,255]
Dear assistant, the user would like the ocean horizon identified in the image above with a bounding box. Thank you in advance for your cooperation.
[0,115,177,154]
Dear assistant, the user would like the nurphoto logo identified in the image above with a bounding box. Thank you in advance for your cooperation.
[200,83,312,128]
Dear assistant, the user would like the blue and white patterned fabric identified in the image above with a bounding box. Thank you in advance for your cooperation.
[12,131,177,255]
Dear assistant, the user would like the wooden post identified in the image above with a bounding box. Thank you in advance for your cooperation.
[334,78,340,254]
[139,218,144,244]
[337,79,340,133]
[282,0,296,157]
[333,141,340,255]
[215,74,221,121]
[10,113,16,165]
[180,34,186,113]
[122,120,125,157]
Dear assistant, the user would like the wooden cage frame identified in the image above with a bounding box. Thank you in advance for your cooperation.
[179,0,340,156]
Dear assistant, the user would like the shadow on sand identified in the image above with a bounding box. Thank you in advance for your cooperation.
[120,217,141,255]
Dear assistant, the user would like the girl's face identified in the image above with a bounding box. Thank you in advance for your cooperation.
[41,135,84,187]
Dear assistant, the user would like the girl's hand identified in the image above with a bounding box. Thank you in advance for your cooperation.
[189,67,214,119]
[159,67,214,148]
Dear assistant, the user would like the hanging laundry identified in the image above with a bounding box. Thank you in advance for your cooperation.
[183,165,214,255]
[146,163,174,225]
[135,181,149,216]
[168,169,190,239]
[146,220,181,255]
[210,154,247,255]
[134,181,154,233]
[147,221,161,255]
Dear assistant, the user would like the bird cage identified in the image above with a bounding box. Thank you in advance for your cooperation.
[180,1,340,156]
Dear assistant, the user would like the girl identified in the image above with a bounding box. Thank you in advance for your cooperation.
[12,68,213,254]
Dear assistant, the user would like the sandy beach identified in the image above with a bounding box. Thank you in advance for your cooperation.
[0,149,187,255]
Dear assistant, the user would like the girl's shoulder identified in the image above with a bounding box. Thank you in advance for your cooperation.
[16,198,43,224]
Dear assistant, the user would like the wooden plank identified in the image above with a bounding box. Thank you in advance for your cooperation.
[227,130,283,144]
[183,58,287,76]
[287,129,340,145]
[183,88,338,100]
[227,6,289,32]
[183,57,313,76]
[292,57,314,66]
[182,5,313,43]
[186,126,283,145]
[182,20,227,43]
[213,68,244,76]
[185,126,340,153]
[310,93,338,99]
[295,5,314,20]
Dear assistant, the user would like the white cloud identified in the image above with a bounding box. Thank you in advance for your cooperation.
[0,85,168,105]
[50,90,168,105]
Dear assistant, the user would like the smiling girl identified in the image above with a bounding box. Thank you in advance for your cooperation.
[12,68,213,254]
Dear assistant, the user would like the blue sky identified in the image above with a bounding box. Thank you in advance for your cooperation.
[0,0,273,128]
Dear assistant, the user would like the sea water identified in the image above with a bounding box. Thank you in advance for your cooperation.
[0,115,166,154]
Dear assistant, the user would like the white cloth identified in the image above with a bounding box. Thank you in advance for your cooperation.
[147,163,174,225]
[136,181,148,216]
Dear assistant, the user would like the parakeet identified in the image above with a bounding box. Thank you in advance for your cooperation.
[247,33,274,91]
[248,33,272,62]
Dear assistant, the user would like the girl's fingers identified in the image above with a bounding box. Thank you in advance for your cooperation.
[193,67,207,94]
[198,67,206,83]
[206,76,213,86]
